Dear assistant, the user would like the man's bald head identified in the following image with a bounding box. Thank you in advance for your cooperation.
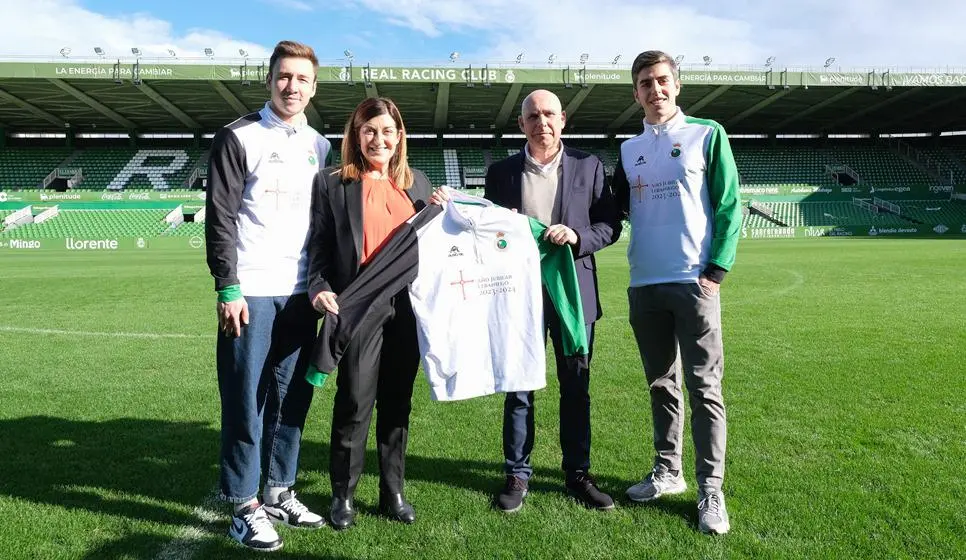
[518,89,566,162]
[521,89,562,115]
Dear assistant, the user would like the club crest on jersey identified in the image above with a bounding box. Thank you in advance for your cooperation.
[670,143,682,158]
[495,232,508,250]
[308,150,317,165]
[448,245,464,257]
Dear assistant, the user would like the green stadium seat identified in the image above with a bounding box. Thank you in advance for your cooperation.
[408,147,446,187]
[69,148,204,190]
[0,147,73,189]
[0,209,170,238]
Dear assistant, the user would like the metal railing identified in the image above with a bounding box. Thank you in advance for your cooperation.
[873,197,901,215]
[826,163,859,184]
[42,167,84,189]
[853,197,879,214]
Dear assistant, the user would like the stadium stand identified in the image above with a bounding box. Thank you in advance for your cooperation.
[442,148,463,187]
[408,147,446,186]
[753,201,909,227]
[915,147,966,185]
[456,147,486,170]
[165,221,205,237]
[894,200,966,225]
[0,209,171,238]
[731,143,838,187]
[596,148,619,175]
[741,212,778,228]
[0,148,72,189]
[1,140,965,240]
[65,148,204,190]
[833,144,934,187]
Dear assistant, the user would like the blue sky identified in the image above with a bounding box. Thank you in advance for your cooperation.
[3,0,966,70]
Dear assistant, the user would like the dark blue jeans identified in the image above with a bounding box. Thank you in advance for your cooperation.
[504,297,595,481]
[217,293,318,503]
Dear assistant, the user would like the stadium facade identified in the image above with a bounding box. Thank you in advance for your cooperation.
[0,59,965,246]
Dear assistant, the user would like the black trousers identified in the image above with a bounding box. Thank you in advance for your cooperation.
[329,289,420,496]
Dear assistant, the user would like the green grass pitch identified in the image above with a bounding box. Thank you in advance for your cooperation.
[0,238,964,559]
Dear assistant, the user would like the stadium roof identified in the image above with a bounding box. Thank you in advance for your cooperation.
[1,61,966,136]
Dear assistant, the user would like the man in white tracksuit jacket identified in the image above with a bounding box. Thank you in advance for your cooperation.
[612,50,742,535]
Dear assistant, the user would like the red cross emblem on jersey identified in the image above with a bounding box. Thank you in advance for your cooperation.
[449,270,476,300]
[631,176,647,202]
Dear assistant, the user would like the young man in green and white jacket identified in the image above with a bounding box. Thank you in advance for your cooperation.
[612,50,742,535]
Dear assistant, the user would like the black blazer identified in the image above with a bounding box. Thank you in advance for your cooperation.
[484,147,622,322]
[307,166,432,297]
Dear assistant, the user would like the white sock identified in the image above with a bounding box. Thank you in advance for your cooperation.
[263,486,287,506]
[234,498,259,515]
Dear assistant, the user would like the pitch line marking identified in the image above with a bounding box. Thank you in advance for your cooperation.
[595,269,806,321]
[0,325,211,339]
[154,488,222,560]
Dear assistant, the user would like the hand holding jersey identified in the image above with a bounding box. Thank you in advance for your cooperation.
[308,191,588,402]
[542,223,578,246]
[312,291,339,315]
[483,89,623,513]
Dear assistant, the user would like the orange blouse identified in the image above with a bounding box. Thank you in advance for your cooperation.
[360,176,416,264]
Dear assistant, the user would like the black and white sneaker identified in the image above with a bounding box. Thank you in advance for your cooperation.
[263,490,327,529]
[228,504,283,552]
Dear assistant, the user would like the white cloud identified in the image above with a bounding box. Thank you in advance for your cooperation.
[0,0,271,60]
[340,0,966,68]
[260,0,315,12]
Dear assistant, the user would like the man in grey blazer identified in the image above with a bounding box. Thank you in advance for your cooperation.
[484,89,622,512]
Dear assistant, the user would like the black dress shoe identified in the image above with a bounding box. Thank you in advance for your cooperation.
[378,493,415,524]
[565,471,615,510]
[329,496,356,530]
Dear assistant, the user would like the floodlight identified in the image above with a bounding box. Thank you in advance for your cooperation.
[131,47,141,56]
[343,49,354,61]
[824,57,836,68]
[548,54,556,64]
[449,51,460,62]
[239,48,249,58]
[59,47,71,58]
[204,47,215,57]
[579,53,589,64]
[674,55,684,65]
[612,54,621,65]
[516,52,524,63]
[167,49,177,58]
[94,47,104,57]
[702,55,712,66]
[766,56,776,67]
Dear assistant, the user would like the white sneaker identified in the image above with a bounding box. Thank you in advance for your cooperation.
[697,487,730,535]
[626,465,687,502]
[263,490,326,529]
[228,504,283,552]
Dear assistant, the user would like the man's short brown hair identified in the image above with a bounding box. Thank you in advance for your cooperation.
[269,40,318,77]
[631,50,679,83]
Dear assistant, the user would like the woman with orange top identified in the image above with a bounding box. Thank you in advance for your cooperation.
[307,97,438,530]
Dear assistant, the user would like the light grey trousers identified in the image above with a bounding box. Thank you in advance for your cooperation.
[628,282,727,490]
